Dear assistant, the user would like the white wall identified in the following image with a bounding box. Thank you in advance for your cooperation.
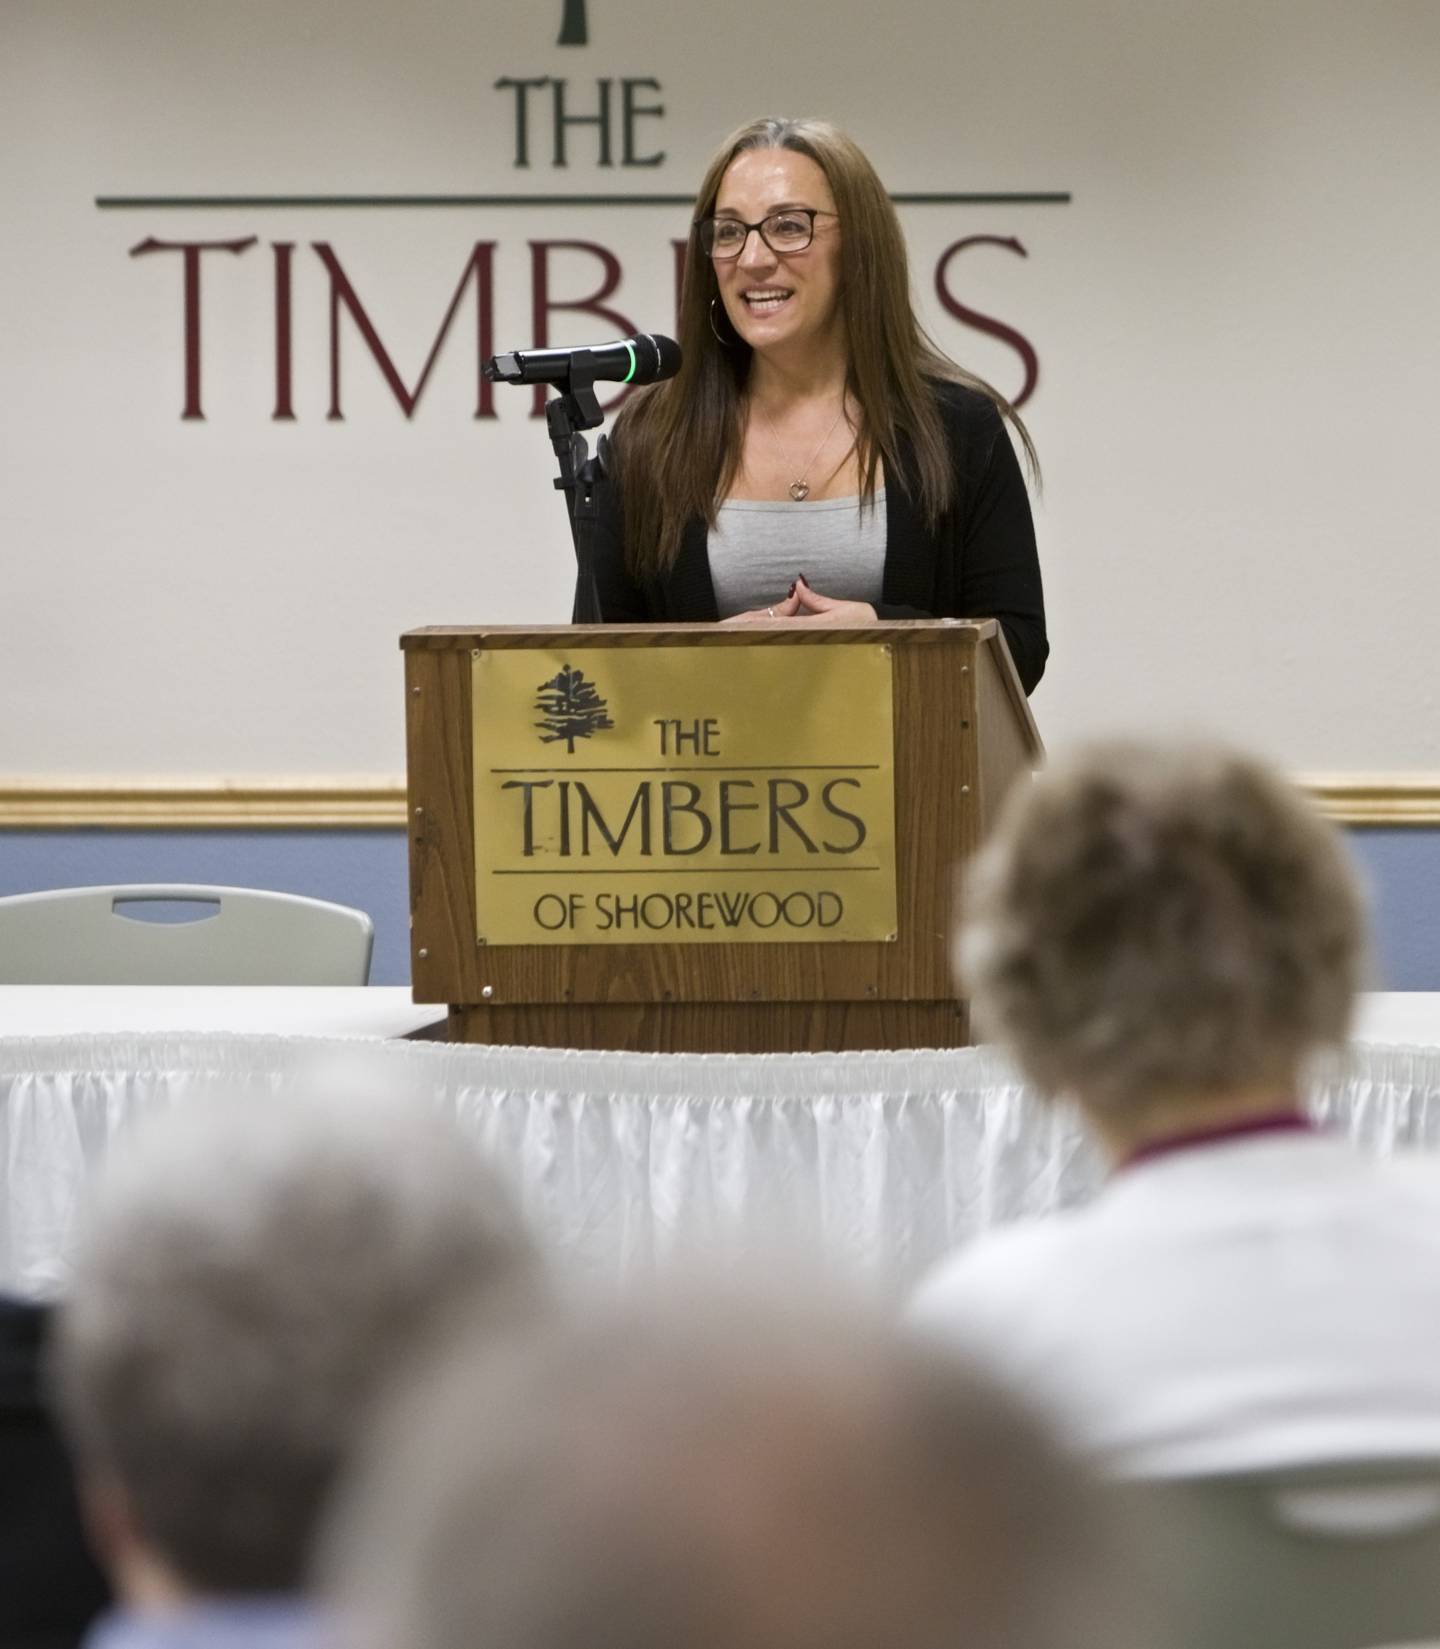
[2,0,1437,780]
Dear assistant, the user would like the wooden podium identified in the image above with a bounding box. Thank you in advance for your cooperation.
[402,620,1040,1053]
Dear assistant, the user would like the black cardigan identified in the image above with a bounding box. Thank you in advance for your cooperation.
[581,380,1048,695]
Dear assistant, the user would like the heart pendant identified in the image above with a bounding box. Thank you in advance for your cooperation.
[789,480,810,502]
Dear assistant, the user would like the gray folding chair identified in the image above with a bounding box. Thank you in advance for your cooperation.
[1118,1461,1440,1649]
[0,885,374,985]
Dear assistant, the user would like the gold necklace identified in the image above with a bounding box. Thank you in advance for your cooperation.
[753,396,850,502]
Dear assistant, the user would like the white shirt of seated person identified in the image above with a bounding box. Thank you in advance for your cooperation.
[909,1122,1440,1479]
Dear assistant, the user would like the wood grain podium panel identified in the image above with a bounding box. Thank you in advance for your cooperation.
[446,998,970,1054]
[975,628,1042,835]
[403,622,1040,1052]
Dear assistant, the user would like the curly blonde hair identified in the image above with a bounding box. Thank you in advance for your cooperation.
[957,742,1367,1112]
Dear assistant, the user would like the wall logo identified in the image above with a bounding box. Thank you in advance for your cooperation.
[534,665,614,752]
[100,0,1064,422]
[557,0,588,45]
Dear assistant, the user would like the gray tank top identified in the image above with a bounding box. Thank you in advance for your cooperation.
[708,492,887,618]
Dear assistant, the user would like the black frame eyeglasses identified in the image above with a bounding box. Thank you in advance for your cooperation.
[695,208,838,260]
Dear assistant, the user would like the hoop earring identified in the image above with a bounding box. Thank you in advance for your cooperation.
[709,297,732,347]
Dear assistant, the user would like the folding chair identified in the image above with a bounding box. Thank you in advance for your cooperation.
[1118,1460,1440,1649]
[0,885,374,985]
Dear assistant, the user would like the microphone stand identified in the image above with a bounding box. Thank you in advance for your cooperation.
[539,349,611,626]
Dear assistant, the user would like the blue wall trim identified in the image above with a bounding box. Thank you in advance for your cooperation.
[2,825,1437,992]
[1345,829,1440,991]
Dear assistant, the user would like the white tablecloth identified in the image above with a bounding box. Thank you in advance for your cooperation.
[0,985,444,1039]
[6,994,1440,1301]
[1351,994,1440,1046]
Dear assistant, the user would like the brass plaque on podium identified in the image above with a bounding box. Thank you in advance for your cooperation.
[471,644,896,946]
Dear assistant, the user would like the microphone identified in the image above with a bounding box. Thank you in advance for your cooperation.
[484,332,681,389]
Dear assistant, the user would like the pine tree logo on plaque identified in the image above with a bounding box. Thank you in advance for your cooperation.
[533,665,614,752]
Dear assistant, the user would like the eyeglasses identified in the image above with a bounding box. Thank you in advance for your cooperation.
[695,208,837,259]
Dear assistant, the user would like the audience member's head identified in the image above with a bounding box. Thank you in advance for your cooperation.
[958,740,1365,1148]
[55,1093,538,1608]
[326,1288,1137,1649]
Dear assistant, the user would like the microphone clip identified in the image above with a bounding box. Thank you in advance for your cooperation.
[545,347,606,436]
[543,358,610,626]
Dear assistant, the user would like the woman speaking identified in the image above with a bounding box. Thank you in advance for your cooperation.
[585,116,1048,696]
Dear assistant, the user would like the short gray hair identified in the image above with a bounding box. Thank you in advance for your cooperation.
[55,1092,537,1594]
[959,741,1366,1111]
[327,1289,1136,1649]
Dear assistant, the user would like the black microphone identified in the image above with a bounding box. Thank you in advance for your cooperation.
[483,332,681,389]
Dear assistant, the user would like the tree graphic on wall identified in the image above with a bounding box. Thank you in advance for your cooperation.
[534,665,614,753]
[557,0,588,45]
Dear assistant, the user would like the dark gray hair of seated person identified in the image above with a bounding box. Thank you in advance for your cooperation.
[956,740,1367,1120]
[53,1092,542,1598]
[323,1288,1147,1649]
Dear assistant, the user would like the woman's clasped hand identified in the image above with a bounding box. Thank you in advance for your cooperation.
[719,574,878,627]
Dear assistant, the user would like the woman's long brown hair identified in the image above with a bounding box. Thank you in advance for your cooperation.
[614,116,1038,579]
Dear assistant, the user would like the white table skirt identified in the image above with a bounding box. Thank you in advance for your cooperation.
[6,1030,1440,1301]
